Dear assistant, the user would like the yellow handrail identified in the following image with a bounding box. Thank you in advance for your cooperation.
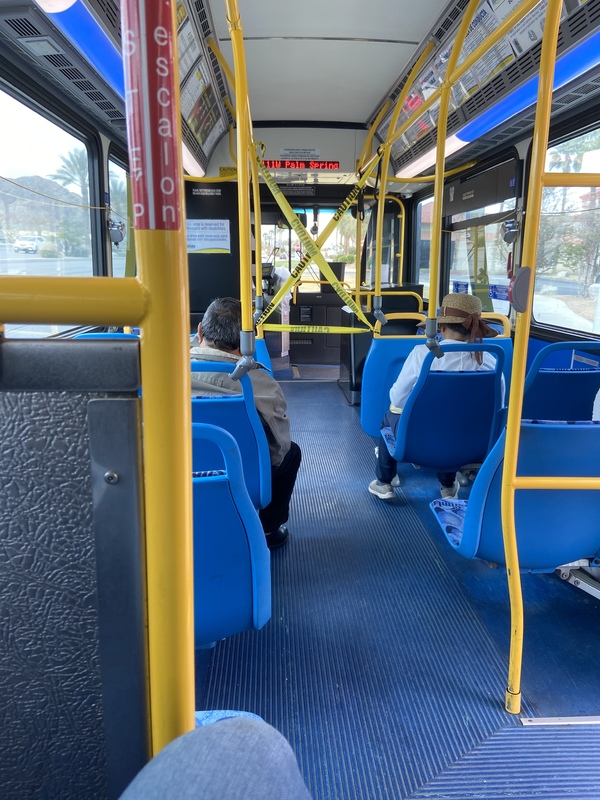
[428,0,480,322]
[373,44,433,306]
[481,312,511,338]
[373,312,427,336]
[225,0,254,341]
[0,0,197,755]
[501,0,564,715]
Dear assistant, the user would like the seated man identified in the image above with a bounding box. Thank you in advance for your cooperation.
[368,292,503,501]
[191,297,301,549]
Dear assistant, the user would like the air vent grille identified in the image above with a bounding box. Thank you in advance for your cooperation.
[5,16,40,37]
[42,53,72,69]
[194,0,212,40]
[0,7,126,137]
[85,0,121,44]
[59,67,86,81]
[74,79,97,92]
[432,0,470,42]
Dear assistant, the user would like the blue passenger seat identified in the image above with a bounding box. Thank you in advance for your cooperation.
[74,331,139,339]
[430,419,600,573]
[254,337,274,375]
[522,340,600,420]
[387,342,506,470]
[192,423,271,648]
[360,313,427,438]
[191,361,272,509]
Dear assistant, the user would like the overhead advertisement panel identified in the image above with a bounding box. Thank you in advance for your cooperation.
[382,0,557,164]
[177,0,227,164]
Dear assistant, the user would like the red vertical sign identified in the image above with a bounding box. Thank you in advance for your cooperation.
[121,0,181,230]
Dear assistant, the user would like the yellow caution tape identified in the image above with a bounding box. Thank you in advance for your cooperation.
[254,147,381,330]
[262,323,373,334]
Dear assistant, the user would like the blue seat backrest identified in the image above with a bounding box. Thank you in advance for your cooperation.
[448,421,600,572]
[360,335,426,437]
[74,332,139,339]
[489,336,512,398]
[393,342,505,471]
[522,341,600,420]
[191,361,272,509]
[254,338,274,375]
[191,423,271,647]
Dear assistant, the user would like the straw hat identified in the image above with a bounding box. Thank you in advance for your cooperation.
[437,292,482,324]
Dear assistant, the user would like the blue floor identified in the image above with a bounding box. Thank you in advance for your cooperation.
[197,378,600,799]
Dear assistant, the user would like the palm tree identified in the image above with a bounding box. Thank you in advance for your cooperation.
[48,147,90,255]
[49,147,89,205]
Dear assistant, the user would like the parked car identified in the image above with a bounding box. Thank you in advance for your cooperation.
[14,236,44,253]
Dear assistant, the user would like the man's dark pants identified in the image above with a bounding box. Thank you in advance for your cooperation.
[258,441,302,532]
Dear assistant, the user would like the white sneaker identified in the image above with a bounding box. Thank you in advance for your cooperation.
[391,475,401,487]
[374,445,379,458]
[368,480,395,500]
[440,480,460,499]
[457,471,470,487]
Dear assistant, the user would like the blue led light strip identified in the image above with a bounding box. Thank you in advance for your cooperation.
[47,0,124,98]
[456,30,600,144]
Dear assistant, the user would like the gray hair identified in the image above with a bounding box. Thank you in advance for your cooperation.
[201,297,241,352]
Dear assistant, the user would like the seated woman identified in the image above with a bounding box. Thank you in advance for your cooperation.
[368,292,502,501]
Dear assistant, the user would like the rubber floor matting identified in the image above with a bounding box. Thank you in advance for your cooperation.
[199,380,599,799]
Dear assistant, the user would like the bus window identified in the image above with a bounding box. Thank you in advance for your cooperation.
[0,88,93,337]
[448,202,516,316]
[415,197,433,301]
[534,128,600,334]
[108,159,132,278]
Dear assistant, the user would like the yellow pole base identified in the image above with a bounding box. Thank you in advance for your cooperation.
[505,689,522,714]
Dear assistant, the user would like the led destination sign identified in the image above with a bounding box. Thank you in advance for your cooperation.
[262,159,340,170]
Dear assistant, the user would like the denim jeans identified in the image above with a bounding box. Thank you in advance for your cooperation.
[119,717,312,800]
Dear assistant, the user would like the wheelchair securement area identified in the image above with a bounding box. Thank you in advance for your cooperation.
[196,380,600,800]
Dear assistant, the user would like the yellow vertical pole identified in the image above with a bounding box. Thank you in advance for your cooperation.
[502,0,563,714]
[357,100,391,173]
[121,0,195,752]
[225,0,253,341]
[355,205,362,308]
[373,43,434,318]
[428,0,479,322]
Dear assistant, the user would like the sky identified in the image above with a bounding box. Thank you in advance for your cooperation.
[0,90,81,180]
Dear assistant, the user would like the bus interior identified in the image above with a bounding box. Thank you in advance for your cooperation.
[2,0,600,798]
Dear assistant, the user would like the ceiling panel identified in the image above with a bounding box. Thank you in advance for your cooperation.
[219,40,418,123]
[211,0,452,125]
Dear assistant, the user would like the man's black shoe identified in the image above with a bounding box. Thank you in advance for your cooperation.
[265,525,290,550]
